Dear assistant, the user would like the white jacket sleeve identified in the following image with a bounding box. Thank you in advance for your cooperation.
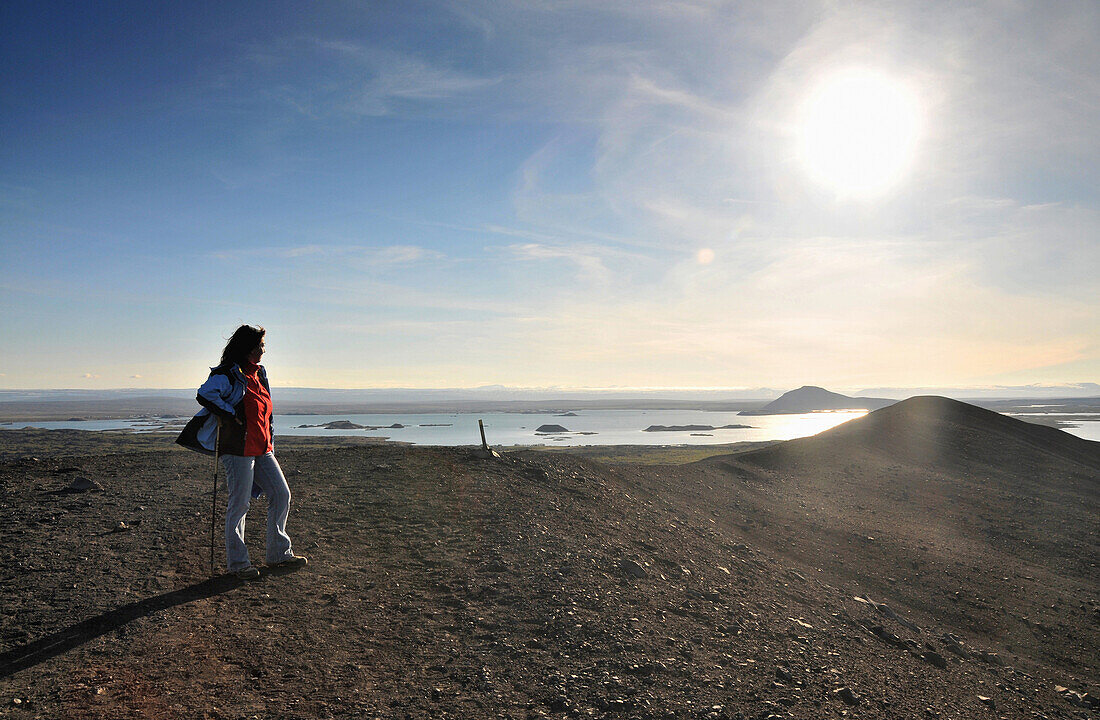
[197,373,236,417]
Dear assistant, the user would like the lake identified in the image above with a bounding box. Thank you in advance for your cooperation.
[3,407,1099,445]
[276,409,871,446]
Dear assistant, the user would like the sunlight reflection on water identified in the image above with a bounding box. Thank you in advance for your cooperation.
[764,410,869,441]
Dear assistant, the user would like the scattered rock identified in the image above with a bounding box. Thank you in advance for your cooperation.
[1055,686,1098,709]
[978,650,1004,666]
[940,633,969,658]
[775,667,793,684]
[67,477,103,492]
[920,650,947,669]
[112,521,131,533]
[836,687,860,706]
[545,695,568,712]
[869,625,901,646]
[864,596,920,631]
[620,558,648,579]
[976,695,995,709]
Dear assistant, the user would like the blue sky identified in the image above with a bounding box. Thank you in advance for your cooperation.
[2,1,1098,391]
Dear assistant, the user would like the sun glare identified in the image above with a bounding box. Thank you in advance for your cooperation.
[796,68,922,199]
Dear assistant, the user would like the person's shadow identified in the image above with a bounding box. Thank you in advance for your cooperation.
[0,575,240,679]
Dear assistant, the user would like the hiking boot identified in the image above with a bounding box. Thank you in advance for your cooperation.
[270,555,308,569]
[234,567,261,580]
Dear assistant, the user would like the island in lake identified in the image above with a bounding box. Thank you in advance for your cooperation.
[295,420,406,430]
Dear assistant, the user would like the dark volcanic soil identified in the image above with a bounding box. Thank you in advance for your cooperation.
[0,399,1097,719]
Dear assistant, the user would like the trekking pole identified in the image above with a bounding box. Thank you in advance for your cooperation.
[210,417,220,578]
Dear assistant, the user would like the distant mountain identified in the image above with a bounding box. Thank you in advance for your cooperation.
[738,385,895,415]
[857,382,1100,400]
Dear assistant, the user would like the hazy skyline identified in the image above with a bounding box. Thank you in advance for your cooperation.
[2,1,1098,391]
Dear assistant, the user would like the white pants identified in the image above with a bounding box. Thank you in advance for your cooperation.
[221,452,294,571]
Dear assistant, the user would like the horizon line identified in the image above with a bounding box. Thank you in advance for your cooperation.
[1,382,1098,396]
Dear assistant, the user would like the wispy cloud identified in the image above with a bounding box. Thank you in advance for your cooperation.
[314,42,501,117]
[210,244,444,265]
[503,242,610,284]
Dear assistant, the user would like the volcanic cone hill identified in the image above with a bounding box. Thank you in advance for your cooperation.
[671,396,1099,697]
[0,408,1097,718]
[741,394,1100,472]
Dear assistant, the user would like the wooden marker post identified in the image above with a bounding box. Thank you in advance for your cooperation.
[475,419,500,459]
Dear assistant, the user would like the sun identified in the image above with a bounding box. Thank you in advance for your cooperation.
[796,68,922,199]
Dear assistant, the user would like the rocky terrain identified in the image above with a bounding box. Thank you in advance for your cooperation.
[0,398,1097,719]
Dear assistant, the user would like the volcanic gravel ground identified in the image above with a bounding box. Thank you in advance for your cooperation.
[0,431,1096,719]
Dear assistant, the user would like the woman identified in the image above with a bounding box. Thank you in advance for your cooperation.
[177,325,307,579]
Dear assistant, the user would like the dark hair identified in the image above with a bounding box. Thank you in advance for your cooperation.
[219,325,265,367]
